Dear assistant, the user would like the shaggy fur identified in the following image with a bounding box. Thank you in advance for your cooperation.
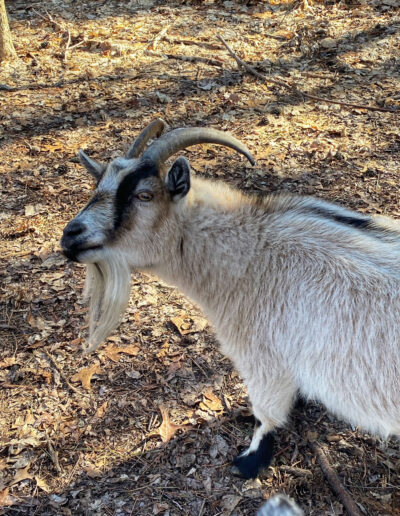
[62,133,400,478]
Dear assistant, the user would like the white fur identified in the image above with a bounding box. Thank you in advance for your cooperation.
[67,169,400,448]
[84,250,131,353]
[257,495,303,516]
[145,179,400,441]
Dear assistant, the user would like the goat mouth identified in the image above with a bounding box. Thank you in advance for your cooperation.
[62,245,103,262]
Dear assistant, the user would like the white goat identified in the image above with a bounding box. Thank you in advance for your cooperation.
[61,118,400,479]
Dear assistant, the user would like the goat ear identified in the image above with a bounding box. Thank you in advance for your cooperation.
[165,157,191,201]
[78,150,105,181]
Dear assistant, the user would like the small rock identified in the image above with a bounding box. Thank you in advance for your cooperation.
[320,38,337,49]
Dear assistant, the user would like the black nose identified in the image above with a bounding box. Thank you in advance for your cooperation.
[63,219,86,239]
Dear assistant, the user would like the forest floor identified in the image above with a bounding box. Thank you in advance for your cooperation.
[1,0,400,514]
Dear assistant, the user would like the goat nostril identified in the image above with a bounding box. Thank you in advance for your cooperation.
[64,220,86,238]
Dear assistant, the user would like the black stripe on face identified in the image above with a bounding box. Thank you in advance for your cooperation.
[114,161,159,230]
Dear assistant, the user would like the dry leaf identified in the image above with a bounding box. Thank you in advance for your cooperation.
[0,357,18,369]
[70,364,102,390]
[70,337,85,348]
[41,143,64,152]
[24,410,35,425]
[27,312,47,330]
[252,11,273,19]
[0,488,15,507]
[167,361,182,376]
[149,406,190,443]
[103,343,140,362]
[221,494,242,514]
[171,314,208,335]
[35,476,51,492]
[156,340,170,358]
[24,204,40,217]
[94,401,108,419]
[83,465,102,478]
[9,464,33,486]
[200,387,224,413]
[153,502,169,515]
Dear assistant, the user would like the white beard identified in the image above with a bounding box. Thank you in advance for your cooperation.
[83,249,132,353]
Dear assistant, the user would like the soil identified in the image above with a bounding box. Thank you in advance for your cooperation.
[0,1,400,515]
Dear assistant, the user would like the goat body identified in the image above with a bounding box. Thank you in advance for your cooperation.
[152,179,400,475]
[61,119,400,479]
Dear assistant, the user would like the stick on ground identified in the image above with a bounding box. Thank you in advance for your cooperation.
[217,34,398,114]
[309,442,363,516]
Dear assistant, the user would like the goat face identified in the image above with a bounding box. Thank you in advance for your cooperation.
[61,118,254,267]
[61,154,191,267]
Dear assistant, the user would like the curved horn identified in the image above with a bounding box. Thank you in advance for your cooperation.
[142,127,255,166]
[125,118,166,159]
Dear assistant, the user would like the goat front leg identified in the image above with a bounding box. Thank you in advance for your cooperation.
[234,373,296,479]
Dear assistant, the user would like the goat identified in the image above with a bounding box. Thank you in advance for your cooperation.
[61,118,400,479]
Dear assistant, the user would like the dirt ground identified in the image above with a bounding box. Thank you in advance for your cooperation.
[1,0,400,514]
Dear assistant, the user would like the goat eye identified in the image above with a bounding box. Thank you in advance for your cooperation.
[136,191,153,202]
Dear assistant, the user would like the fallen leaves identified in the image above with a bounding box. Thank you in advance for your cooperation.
[0,488,15,507]
[171,313,208,336]
[94,401,108,419]
[200,388,224,413]
[35,476,52,492]
[9,464,33,486]
[70,363,102,390]
[0,357,18,369]
[102,343,140,363]
[149,406,192,443]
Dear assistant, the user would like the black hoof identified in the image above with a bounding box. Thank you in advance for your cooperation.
[233,432,275,479]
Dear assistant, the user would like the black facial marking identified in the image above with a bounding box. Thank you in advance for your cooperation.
[233,431,275,479]
[114,161,159,230]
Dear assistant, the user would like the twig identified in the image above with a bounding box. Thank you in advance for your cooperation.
[163,36,223,50]
[0,84,15,91]
[45,430,62,475]
[64,39,86,62]
[150,25,171,50]
[33,9,63,31]
[279,465,313,477]
[65,452,82,486]
[147,49,224,67]
[198,498,207,516]
[263,33,291,41]
[165,54,224,67]
[217,35,290,88]
[33,8,76,64]
[63,29,72,62]
[0,324,18,330]
[67,40,86,52]
[309,442,363,516]
[217,34,398,114]
[41,350,87,396]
